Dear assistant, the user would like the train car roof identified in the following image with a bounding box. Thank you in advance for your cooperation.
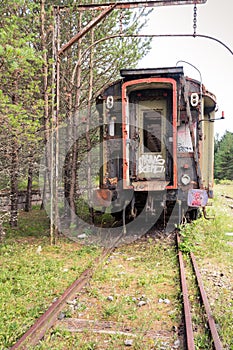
[120,66,184,80]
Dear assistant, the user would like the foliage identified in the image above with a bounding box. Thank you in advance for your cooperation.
[0,0,152,231]
[0,0,44,228]
[214,131,233,180]
[0,0,43,144]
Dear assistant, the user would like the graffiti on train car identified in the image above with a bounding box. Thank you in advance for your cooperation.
[138,154,165,174]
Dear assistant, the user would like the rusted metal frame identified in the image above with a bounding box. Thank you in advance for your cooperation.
[177,234,196,350]
[50,6,61,243]
[55,7,60,239]
[122,81,130,190]
[58,4,116,56]
[202,206,215,220]
[181,77,203,189]
[75,1,207,11]
[11,247,116,349]
[122,78,177,190]
[190,252,223,350]
[167,78,178,189]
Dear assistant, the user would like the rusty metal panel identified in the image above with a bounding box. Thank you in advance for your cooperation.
[132,180,169,191]
[91,189,113,207]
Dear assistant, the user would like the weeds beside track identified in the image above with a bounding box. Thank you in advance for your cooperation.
[1,183,233,349]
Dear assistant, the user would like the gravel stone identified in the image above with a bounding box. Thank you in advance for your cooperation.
[58,312,66,320]
[124,339,133,346]
[173,339,180,348]
[66,299,77,305]
[77,234,87,239]
[158,298,170,304]
[164,298,171,304]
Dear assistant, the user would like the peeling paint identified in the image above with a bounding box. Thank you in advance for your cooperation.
[177,123,196,152]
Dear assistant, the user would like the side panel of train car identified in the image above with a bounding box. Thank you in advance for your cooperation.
[95,66,216,224]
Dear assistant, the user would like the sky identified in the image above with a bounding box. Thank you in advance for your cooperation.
[138,0,233,137]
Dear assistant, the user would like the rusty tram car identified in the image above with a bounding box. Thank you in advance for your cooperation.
[94,66,216,227]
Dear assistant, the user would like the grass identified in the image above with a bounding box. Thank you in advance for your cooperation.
[0,208,101,349]
[1,181,232,349]
[50,239,182,349]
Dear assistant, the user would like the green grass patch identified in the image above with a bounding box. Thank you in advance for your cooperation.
[0,208,101,349]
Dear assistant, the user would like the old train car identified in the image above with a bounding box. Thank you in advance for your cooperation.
[94,66,216,227]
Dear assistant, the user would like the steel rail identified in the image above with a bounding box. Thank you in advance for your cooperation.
[190,252,223,350]
[177,234,196,350]
[11,246,116,349]
[221,194,233,200]
[177,232,223,349]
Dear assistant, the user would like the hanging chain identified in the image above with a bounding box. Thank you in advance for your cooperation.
[193,2,197,37]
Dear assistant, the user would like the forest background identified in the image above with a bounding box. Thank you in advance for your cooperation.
[0,0,152,236]
[0,0,232,239]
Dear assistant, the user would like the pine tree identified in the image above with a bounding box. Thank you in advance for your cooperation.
[0,0,43,226]
[0,0,152,235]
[48,4,152,230]
[214,131,233,180]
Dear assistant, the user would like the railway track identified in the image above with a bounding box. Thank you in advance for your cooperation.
[177,233,223,350]
[11,246,116,350]
[11,230,224,349]
[221,194,233,209]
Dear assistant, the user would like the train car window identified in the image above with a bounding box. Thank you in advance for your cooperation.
[143,110,162,153]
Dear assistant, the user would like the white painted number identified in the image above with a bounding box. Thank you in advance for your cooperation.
[106,96,114,109]
[190,93,199,107]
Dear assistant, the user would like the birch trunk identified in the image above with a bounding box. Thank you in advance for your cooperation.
[68,12,83,227]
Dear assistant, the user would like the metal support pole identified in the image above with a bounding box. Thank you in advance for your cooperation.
[58,4,117,56]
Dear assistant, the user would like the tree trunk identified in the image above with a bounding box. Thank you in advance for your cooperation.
[0,221,4,243]
[64,12,83,228]
[10,139,19,227]
[25,162,33,212]
[0,221,5,243]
